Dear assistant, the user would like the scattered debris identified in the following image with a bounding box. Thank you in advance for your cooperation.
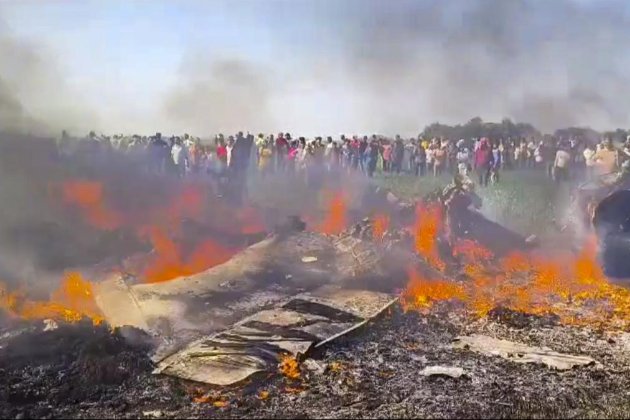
[155,286,396,385]
[525,234,539,246]
[142,410,164,418]
[302,358,326,375]
[43,319,58,332]
[301,256,318,263]
[453,334,597,370]
[420,366,467,379]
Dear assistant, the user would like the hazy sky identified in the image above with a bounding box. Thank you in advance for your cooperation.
[1,0,629,136]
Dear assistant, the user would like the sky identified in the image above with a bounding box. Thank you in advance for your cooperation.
[1,0,630,136]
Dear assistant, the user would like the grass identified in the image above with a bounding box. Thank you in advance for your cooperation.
[372,170,571,236]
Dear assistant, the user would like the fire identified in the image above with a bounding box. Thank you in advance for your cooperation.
[318,192,347,235]
[279,353,301,379]
[140,227,236,283]
[372,214,390,241]
[413,203,446,271]
[0,272,103,325]
[56,178,258,284]
[404,206,630,329]
[402,268,466,311]
[60,180,122,230]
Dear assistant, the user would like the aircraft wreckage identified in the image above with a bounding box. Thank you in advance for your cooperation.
[90,190,535,386]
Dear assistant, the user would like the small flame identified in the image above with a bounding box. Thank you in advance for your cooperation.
[318,192,348,235]
[372,214,390,241]
[257,390,270,400]
[279,353,301,379]
[139,227,235,284]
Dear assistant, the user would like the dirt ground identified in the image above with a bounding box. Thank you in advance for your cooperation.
[4,304,630,419]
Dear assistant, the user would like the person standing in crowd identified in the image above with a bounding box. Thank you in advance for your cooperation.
[171,138,188,178]
[257,138,273,177]
[593,138,618,176]
[433,140,446,177]
[392,136,405,174]
[456,141,471,176]
[553,144,571,183]
[491,141,502,183]
[379,140,390,173]
[526,138,537,168]
[408,139,418,175]
[474,138,494,187]
[447,140,458,174]
[583,142,596,180]
[365,138,380,178]
[416,139,426,176]
[359,136,369,174]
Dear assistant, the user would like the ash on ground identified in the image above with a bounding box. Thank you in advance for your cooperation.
[3,306,630,419]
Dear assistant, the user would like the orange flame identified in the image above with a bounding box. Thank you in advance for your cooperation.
[404,216,630,329]
[0,272,103,325]
[372,214,390,241]
[413,203,446,271]
[279,353,301,379]
[61,181,122,230]
[139,227,236,284]
[58,179,256,284]
[318,192,348,235]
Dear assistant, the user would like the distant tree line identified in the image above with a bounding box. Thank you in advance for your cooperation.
[420,117,629,145]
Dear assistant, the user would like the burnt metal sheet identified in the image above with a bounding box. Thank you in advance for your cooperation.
[155,287,397,386]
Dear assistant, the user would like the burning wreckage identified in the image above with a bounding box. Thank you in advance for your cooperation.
[6,170,630,418]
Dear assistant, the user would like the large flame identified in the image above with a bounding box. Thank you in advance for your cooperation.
[404,206,630,329]
[0,272,103,325]
[57,179,262,284]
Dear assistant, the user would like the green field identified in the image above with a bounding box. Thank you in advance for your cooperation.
[373,170,572,237]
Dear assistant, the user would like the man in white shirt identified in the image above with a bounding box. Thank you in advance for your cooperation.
[554,146,571,183]
[171,139,188,178]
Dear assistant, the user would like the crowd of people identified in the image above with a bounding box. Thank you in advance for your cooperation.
[57,130,630,191]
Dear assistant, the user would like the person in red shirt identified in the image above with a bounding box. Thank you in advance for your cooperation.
[474,138,494,187]
[216,138,228,172]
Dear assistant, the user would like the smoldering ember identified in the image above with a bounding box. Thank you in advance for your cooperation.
[7,1,630,420]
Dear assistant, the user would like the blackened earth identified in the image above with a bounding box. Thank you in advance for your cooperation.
[3,307,630,419]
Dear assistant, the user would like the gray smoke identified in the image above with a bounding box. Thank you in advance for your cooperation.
[0,18,98,135]
[313,0,630,134]
[163,55,275,135]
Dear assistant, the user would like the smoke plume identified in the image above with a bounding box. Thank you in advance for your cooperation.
[0,18,98,135]
[163,55,275,135]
